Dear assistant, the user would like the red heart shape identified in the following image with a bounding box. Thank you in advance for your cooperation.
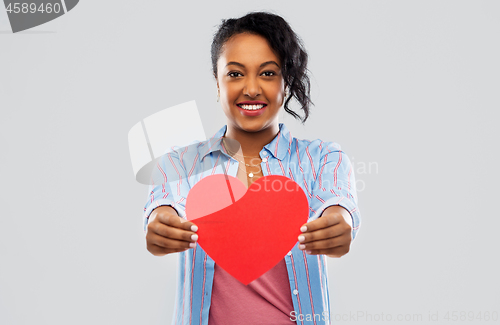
[186,174,309,285]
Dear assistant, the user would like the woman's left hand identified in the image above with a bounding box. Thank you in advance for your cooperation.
[298,205,353,258]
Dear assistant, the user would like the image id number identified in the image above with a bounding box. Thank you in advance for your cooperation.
[6,3,62,14]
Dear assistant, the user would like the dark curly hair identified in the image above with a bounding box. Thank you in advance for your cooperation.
[211,11,313,124]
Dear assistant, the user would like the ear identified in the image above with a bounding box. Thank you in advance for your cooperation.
[214,73,220,90]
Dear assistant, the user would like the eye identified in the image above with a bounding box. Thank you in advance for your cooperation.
[228,71,243,77]
[262,71,276,77]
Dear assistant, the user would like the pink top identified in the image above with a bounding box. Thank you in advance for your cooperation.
[208,258,295,324]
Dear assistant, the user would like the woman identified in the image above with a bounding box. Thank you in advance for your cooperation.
[143,11,361,325]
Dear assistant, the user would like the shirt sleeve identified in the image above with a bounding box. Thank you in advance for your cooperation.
[309,142,361,240]
[143,148,187,234]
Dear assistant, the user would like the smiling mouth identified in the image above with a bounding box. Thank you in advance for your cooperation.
[237,104,267,111]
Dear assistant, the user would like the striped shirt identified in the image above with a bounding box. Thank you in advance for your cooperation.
[143,123,361,325]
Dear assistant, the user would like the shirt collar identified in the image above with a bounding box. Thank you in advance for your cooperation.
[199,123,292,161]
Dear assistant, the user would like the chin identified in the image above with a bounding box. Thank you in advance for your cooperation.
[241,120,277,134]
[238,124,262,133]
[233,119,262,131]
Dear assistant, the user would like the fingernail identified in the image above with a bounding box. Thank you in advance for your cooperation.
[298,235,305,242]
[300,226,307,232]
[299,244,306,250]
[189,242,196,248]
[306,250,312,254]
[191,234,198,241]
[191,225,198,232]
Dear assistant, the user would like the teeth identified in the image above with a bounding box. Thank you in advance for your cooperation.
[239,104,265,110]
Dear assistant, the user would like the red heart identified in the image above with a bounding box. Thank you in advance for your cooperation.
[185,174,309,285]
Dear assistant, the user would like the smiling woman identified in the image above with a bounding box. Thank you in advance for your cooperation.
[143,11,362,325]
[216,33,286,139]
[211,11,312,122]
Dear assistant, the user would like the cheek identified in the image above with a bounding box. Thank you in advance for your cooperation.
[267,84,284,101]
[270,78,285,92]
[219,85,235,111]
[220,83,238,100]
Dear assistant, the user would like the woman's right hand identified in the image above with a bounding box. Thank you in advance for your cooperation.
[146,206,198,256]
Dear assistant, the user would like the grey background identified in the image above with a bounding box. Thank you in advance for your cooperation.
[1,1,499,324]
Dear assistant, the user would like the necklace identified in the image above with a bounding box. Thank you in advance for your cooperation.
[228,150,260,159]
[236,163,262,178]
[221,139,261,158]
[221,139,262,178]
[234,157,261,167]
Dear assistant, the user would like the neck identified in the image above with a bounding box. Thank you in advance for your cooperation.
[223,122,280,157]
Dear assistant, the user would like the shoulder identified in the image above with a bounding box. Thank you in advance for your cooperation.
[286,137,345,179]
[162,140,207,171]
[291,137,342,159]
[168,140,206,157]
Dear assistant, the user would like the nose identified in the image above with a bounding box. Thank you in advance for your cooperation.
[243,76,261,98]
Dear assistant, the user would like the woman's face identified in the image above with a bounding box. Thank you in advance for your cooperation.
[216,33,286,133]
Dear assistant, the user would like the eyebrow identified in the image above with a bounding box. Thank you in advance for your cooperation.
[225,61,280,69]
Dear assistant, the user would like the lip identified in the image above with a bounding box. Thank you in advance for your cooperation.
[236,102,267,117]
[237,101,268,105]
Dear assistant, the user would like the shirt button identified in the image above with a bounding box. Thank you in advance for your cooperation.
[262,157,268,163]
[293,289,298,295]
[287,251,292,256]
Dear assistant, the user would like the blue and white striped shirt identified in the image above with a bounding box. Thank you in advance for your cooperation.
[144,123,361,325]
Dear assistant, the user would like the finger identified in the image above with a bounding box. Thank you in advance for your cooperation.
[156,212,198,232]
[147,243,189,256]
[305,246,350,257]
[147,232,196,250]
[149,221,198,243]
[300,213,341,233]
[298,224,346,244]
[298,236,346,252]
